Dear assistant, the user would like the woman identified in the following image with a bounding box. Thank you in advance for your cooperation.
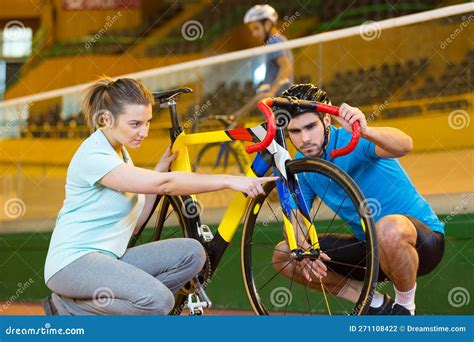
[43,77,277,315]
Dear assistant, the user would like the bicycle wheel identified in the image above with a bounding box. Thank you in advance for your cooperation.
[129,195,208,315]
[242,158,378,315]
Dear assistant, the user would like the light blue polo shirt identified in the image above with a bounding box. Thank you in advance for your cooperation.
[294,125,445,241]
[44,129,145,284]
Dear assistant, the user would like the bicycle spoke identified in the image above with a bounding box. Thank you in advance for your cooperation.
[323,240,365,254]
[253,258,294,269]
[284,258,298,315]
[298,261,351,315]
[327,260,366,269]
[249,242,291,255]
[264,199,281,225]
[299,178,331,246]
[258,259,295,292]
[303,280,313,315]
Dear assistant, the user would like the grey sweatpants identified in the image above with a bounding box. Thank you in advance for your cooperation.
[46,238,206,315]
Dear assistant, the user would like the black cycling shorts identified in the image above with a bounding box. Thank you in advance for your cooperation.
[318,215,445,282]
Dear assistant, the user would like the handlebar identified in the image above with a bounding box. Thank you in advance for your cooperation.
[268,97,361,158]
[245,98,277,154]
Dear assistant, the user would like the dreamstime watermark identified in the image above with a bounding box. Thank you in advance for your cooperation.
[448,287,470,308]
[260,188,300,227]
[440,14,473,49]
[1,102,32,135]
[266,11,301,44]
[270,287,292,308]
[181,20,204,41]
[181,197,204,219]
[351,279,390,314]
[359,21,382,41]
[5,322,85,336]
[448,109,470,130]
[84,11,123,49]
[92,287,115,308]
[3,20,28,41]
[0,278,34,312]
[275,109,292,129]
[3,198,26,219]
[442,192,473,224]
[178,100,212,135]
[366,100,390,123]
[359,198,382,219]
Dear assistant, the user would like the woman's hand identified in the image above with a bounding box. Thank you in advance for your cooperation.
[154,146,178,172]
[332,103,368,134]
[227,176,279,198]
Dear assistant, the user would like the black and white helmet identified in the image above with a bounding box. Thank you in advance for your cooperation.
[243,4,278,25]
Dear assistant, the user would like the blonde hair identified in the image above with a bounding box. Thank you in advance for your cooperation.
[81,76,154,132]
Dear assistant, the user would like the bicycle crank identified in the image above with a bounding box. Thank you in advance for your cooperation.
[187,276,212,316]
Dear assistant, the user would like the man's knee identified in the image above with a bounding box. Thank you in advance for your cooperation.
[376,215,416,248]
[272,241,291,272]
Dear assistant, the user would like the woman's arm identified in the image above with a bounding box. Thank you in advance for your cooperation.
[99,163,278,197]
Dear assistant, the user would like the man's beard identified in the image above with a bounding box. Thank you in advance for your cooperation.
[299,143,323,158]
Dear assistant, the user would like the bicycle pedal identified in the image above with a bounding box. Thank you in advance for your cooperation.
[187,293,208,316]
[198,224,214,242]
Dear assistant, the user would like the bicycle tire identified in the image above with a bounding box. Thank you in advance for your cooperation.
[241,158,378,315]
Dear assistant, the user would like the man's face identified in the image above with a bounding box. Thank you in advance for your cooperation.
[247,21,272,43]
[287,112,330,158]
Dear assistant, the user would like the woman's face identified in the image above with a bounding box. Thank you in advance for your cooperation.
[106,103,152,149]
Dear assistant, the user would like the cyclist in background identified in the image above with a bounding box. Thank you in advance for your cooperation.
[232,4,294,121]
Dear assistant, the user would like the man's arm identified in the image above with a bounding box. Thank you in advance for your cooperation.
[334,103,414,159]
[266,55,293,95]
[233,54,293,120]
[362,126,413,158]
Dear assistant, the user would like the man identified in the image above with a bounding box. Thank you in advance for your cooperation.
[232,4,294,120]
[272,84,445,315]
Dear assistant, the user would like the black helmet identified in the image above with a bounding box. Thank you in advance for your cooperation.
[281,83,331,118]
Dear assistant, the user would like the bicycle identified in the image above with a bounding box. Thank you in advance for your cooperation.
[129,87,379,315]
[191,114,263,209]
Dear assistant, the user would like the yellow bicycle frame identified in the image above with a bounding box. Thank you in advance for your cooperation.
[170,127,321,251]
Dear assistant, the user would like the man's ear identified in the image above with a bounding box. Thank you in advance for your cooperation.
[323,113,331,127]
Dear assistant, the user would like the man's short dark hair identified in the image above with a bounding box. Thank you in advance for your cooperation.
[282,83,331,118]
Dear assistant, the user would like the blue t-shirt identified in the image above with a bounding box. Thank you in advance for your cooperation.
[44,129,145,283]
[294,125,445,241]
[264,34,294,94]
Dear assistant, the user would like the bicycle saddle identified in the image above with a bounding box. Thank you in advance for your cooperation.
[153,87,193,102]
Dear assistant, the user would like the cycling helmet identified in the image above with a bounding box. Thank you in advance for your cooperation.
[244,4,278,25]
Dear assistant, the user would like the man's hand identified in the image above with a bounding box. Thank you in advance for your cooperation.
[332,103,368,134]
[154,145,178,172]
[297,252,331,282]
